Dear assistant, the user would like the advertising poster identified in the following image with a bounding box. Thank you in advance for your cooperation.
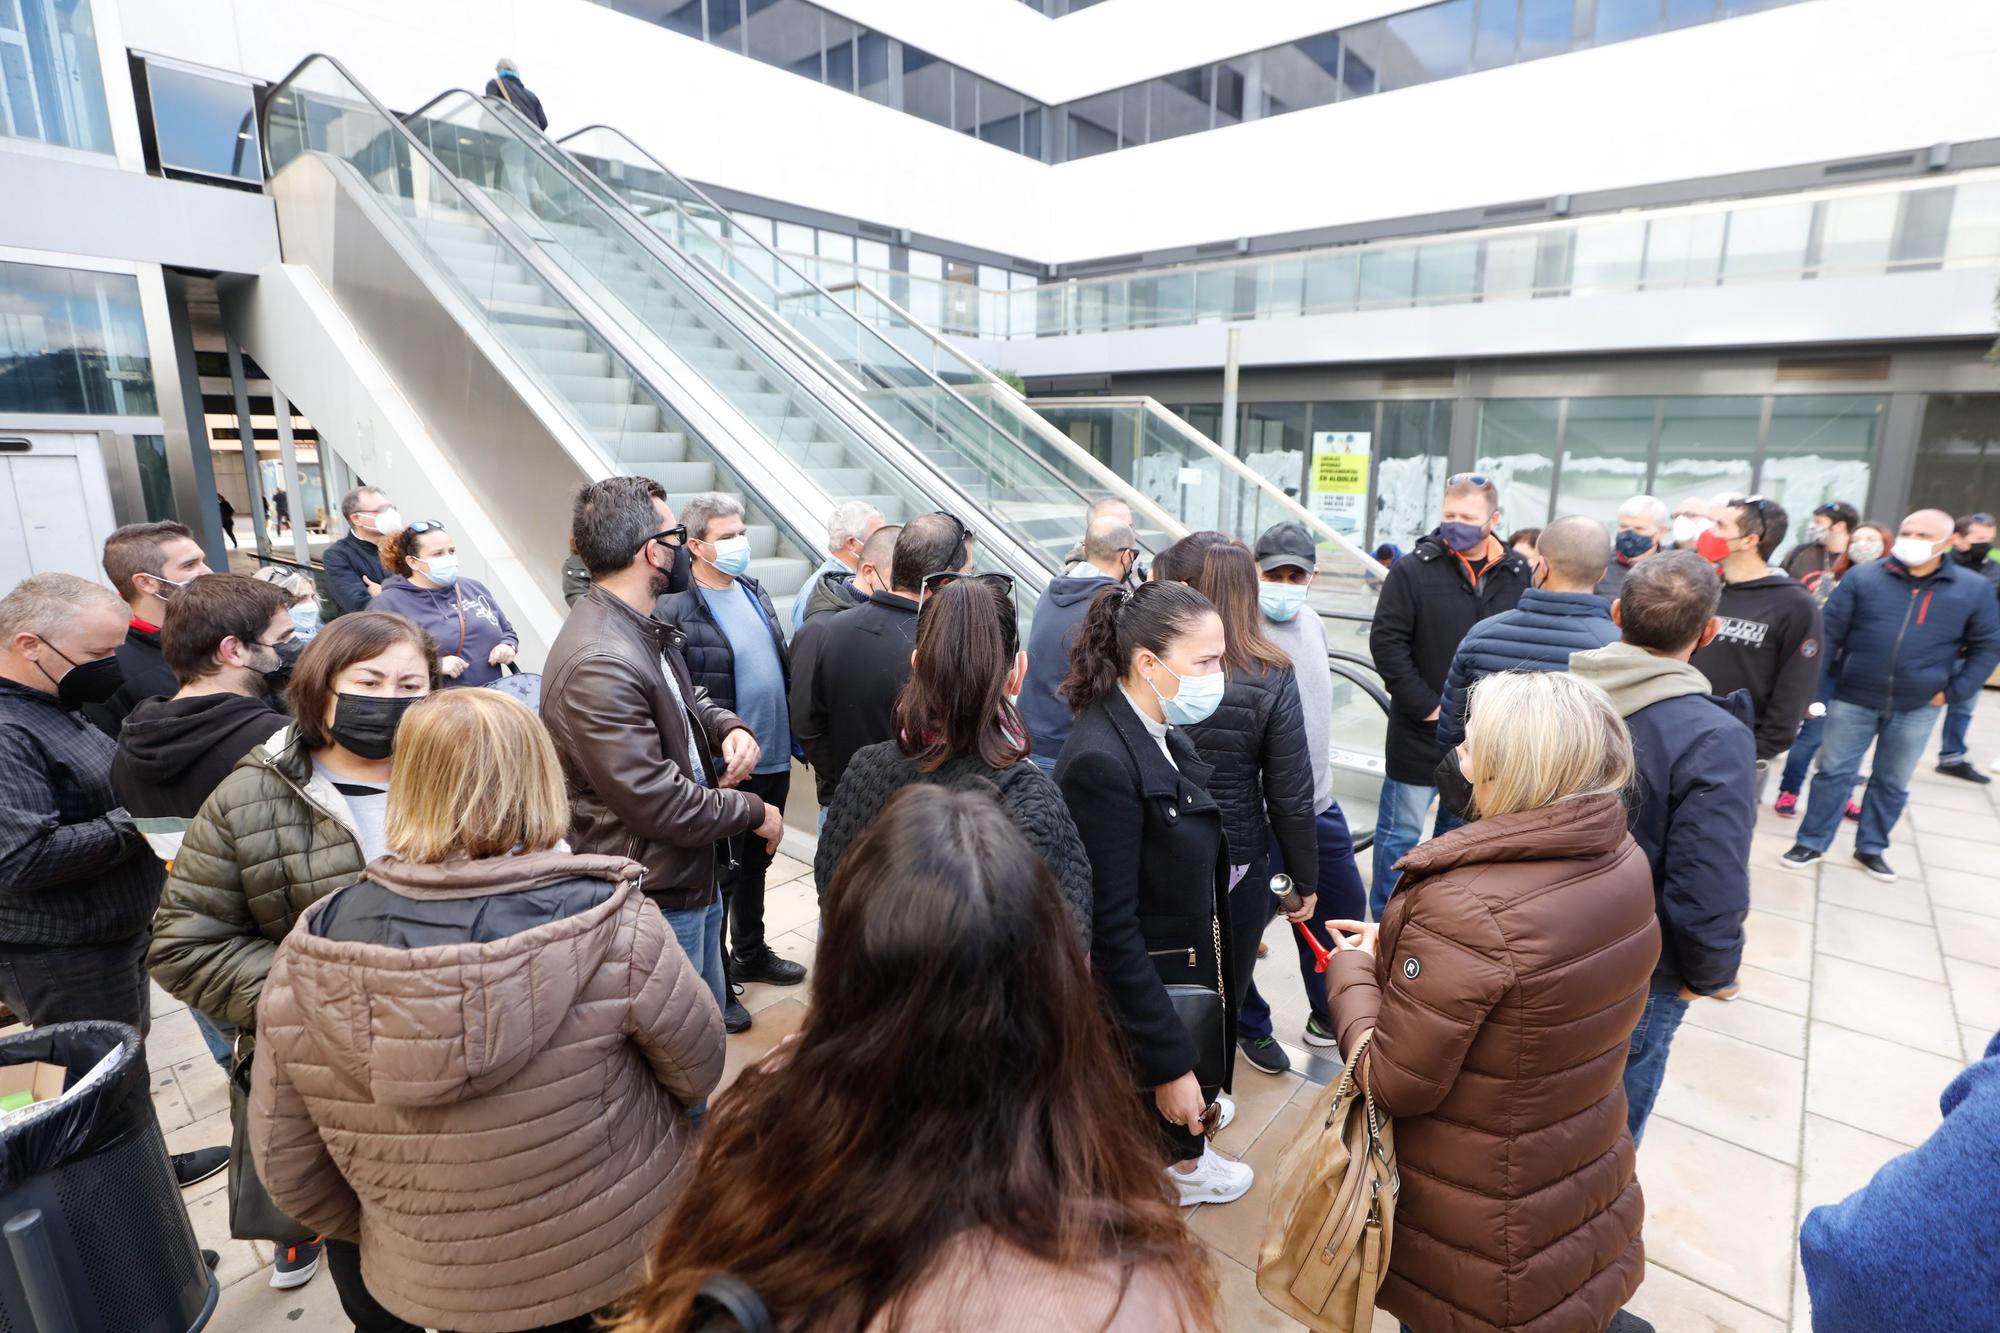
[1309,432,1371,536]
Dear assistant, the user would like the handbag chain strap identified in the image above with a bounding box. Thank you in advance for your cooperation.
[1210,912,1226,1010]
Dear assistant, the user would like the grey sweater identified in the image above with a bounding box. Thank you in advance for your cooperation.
[1263,609,1333,813]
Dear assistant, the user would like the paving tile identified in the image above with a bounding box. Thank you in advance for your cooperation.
[174,1056,231,1123]
[1963,1024,1996,1064]
[183,1185,264,1291]
[1913,836,1996,876]
[766,852,810,885]
[1804,1023,1959,1147]
[1922,868,2000,921]
[1650,1024,1804,1164]
[1636,1116,1797,1318]
[203,1255,346,1332]
[1791,1261,1811,1333]
[718,997,808,1097]
[1813,903,1943,982]
[1739,910,1813,981]
[150,980,187,1021]
[1813,864,1930,924]
[1186,1100,1307,1269]
[1807,955,1961,1058]
[1900,780,2000,814]
[1623,1261,1786,1333]
[147,1006,212,1073]
[1944,955,2000,1030]
[1747,867,1816,923]
[737,929,817,1017]
[151,1065,193,1134]
[1797,1113,1906,1217]
[1683,995,1807,1059]
[1206,1246,1307,1331]
[1906,801,2000,843]
[1934,907,2000,968]
[1210,1064,1306,1159]
[759,875,822,938]
[1734,963,1810,1016]
[1751,832,1803,869]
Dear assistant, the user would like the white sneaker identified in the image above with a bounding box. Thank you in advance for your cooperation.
[1990,755,2000,772]
[1214,1096,1236,1134]
[1169,1142,1255,1205]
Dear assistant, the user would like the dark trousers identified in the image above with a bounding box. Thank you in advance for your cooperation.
[326,1239,601,1333]
[720,770,789,964]
[0,931,151,1039]
[1244,804,1367,1036]
[1224,853,1273,1048]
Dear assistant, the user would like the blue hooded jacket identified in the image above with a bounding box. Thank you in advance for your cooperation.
[1019,573,1113,763]
[1436,589,1620,748]
[1822,556,2000,714]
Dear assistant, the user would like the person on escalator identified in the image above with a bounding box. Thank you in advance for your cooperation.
[485,57,547,131]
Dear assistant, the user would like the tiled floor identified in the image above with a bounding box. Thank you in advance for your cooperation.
[185,703,2000,1332]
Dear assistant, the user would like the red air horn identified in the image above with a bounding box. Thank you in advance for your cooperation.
[1270,873,1334,974]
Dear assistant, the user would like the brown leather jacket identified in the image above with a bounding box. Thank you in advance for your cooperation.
[249,851,725,1332]
[1329,794,1661,1333]
[541,585,764,910]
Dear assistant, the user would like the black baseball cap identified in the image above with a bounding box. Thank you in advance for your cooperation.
[1254,521,1318,573]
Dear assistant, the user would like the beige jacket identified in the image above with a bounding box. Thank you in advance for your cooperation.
[249,850,725,1332]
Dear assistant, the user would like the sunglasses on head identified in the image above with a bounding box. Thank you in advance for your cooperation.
[916,569,1015,614]
[404,519,446,538]
[1446,472,1491,489]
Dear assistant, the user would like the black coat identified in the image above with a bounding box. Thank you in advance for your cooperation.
[485,75,547,130]
[1183,664,1318,895]
[802,591,920,796]
[655,576,790,715]
[1368,531,1532,784]
[323,533,385,615]
[81,624,177,740]
[1056,691,1234,1092]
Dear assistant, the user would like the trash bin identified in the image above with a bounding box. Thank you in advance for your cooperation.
[0,1022,216,1332]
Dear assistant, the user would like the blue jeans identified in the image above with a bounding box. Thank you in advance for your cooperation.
[1780,674,1838,795]
[1939,693,1977,765]
[1241,805,1368,1039]
[1799,701,1942,856]
[665,894,727,1128]
[1623,987,1690,1145]
[1431,802,1467,839]
[1369,778,1434,921]
[192,1009,233,1069]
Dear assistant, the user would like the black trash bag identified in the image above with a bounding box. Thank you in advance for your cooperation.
[0,1021,151,1194]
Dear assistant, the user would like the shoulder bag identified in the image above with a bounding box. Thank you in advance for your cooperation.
[1162,912,1229,1093]
[227,1039,312,1241]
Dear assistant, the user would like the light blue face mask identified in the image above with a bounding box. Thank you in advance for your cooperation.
[419,554,460,588]
[708,534,753,578]
[1259,582,1310,622]
[1150,659,1225,727]
[289,602,321,636]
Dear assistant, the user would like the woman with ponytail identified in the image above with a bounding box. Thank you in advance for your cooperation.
[1054,580,1253,1206]
[814,574,1093,944]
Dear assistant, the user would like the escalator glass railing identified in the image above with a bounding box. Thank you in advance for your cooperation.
[1326,653,1389,851]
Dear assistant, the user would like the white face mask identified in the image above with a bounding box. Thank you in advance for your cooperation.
[1890,536,1942,568]
[366,507,405,537]
[1670,516,1710,547]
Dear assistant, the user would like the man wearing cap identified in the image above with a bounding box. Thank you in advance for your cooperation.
[1251,521,1368,1053]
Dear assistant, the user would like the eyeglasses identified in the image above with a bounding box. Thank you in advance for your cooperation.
[634,524,688,556]
[1445,472,1491,488]
[916,569,1015,615]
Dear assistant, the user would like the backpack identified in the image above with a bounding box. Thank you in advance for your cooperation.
[1255,1030,1398,1331]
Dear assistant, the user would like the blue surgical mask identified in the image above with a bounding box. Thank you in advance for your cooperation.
[1614,529,1656,561]
[289,602,321,635]
[1439,521,1487,554]
[708,534,752,578]
[419,555,460,588]
[1259,582,1310,622]
[1149,659,1226,727]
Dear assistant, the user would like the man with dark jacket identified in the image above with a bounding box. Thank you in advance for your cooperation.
[1782,500,1860,584]
[1783,510,2000,881]
[804,512,971,798]
[540,477,784,1035]
[325,486,402,614]
[789,523,896,810]
[1366,474,1531,917]
[1689,496,1822,781]
[657,494,804,1017]
[82,520,213,737]
[1936,510,1998,783]
[485,58,547,130]
[1020,517,1136,772]
[1570,551,1752,1143]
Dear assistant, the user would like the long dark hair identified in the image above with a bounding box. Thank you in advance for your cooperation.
[1154,532,1286,675]
[1058,580,1217,714]
[612,787,1217,1332]
[895,576,1026,773]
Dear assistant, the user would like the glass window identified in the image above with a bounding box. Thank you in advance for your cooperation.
[0,261,158,416]
[1593,0,1661,44]
[1211,60,1246,127]
[1721,202,1813,283]
[1066,90,1119,159]
[1909,393,2000,517]
[907,249,943,327]
[1557,398,1656,526]
[1640,210,1725,289]
[902,46,950,127]
[1256,259,1305,319]
[978,81,1026,151]
[1376,400,1454,552]
[856,238,891,273]
[1237,402,1310,529]
[0,0,111,151]
[774,220,813,256]
[1474,0,1517,70]
[1476,399,1561,526]
[1570,218,1647,294]
[145,60,261,182]
[1147,68,1210,144]
[1815,192,1897,274]
[1666,0,1719,27]
[1341,20,1383,98]
[857,31,891,103]
[1655,397,1759,513]
[953,69,978,135]
[1760,396,1880,551]
[657,0,705,39]
[1304,250,1360,312]
[1892,186,1954,267]
[1517,0,1573,59]
[1259,35,1342,116]
[1379,0,1475,91]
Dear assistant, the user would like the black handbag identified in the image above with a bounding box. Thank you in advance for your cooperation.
[227,1047,312,1241]
[1162,913,1229,1093]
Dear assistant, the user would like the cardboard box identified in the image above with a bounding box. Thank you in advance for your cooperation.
[0,1061,66,1115]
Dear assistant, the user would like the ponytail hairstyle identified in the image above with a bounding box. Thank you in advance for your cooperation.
[1155,532,1287,676]
[896,576,1026,773]
[1058,580,1217,715]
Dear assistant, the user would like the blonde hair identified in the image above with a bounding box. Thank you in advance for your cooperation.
[1463,671,1634,819]
[384,690,568,862]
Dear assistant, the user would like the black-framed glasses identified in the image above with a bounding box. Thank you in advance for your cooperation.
[916,570,1015,615]
[1446,472,1491,488]
[634,524,688,556]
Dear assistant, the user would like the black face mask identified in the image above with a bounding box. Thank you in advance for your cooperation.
[260,641,301,698]
[39,644,124,708]
[1435,747,1477,822]
[329,693,422,760]
[1956,542,1992,568]
[648,539,692,599]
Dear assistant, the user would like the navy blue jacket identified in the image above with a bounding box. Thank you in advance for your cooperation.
[1436,589,1619,749]
[1801,1027,2000,1332]
[323,533,385,615]
[1822,557,2000,714]
[1019,572,1113,763]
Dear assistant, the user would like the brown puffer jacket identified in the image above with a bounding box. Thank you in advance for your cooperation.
[249,850,725,1332]
[1328,793,1660,1333]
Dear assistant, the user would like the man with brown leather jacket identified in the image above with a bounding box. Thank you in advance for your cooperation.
[541,477,785,1030]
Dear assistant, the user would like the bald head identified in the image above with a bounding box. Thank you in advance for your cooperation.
[1903,509,1954,542]
[1083,518,1137,568]
[1537,516,1611,591]
[1896,509,1955,573]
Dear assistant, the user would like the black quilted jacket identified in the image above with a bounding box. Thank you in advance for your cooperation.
[655,576,790,714]
[1184,664,1320,896]
[814,743,1092,948]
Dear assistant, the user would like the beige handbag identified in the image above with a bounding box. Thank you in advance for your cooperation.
[1255,1030,1398,1331]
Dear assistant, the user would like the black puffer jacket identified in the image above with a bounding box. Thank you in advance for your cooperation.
[1183,665,1318,895]
[655,576,789,714]
[814,743,1092,947]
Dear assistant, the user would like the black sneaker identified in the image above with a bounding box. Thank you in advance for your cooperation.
[1238,1035,1291,1075]
[1937,760,1993,785]
[172,1146,229,1189]
[270,1236,322,1289]
[733,947,806,987]
[1854,850,1897,882]
[723,982,752,1035]
[1302,1015,1339,1049]
[1779,844,1823,871]
[201,1249,219,1271]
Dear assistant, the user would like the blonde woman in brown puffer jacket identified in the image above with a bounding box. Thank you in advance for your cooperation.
[249,689,725,1333]
[1327,670,1662,1333]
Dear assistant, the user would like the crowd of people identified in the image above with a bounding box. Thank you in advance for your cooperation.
[0,471,1994,1333]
